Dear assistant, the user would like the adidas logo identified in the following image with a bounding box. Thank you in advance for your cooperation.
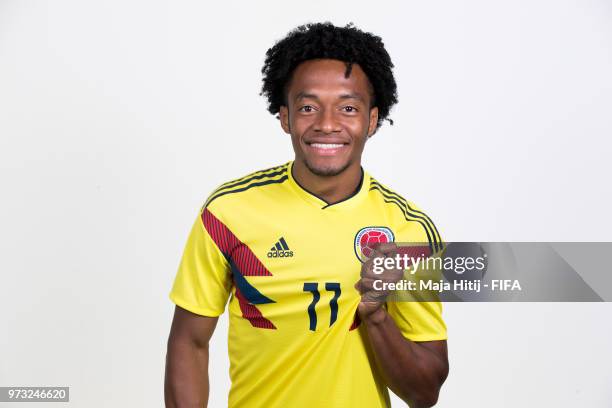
[267,237,294,258]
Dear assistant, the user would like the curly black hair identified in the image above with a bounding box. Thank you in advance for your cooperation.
[260,22,398,130]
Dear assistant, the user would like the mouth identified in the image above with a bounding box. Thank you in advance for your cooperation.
[305,141,349,156]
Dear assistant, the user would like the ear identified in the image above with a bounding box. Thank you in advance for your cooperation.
[367,106,379,138]
[279,105,291,134]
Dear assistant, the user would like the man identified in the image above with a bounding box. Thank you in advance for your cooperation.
[165,22,448,408]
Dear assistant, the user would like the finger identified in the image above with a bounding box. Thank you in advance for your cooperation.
[361,256,404,280]
[361,265,384,280]
[362,289,388,303]
[371,241,399,254]
[361,246,389,276]
[383,269,405,283]
[361,259,394,279]
[354,280,363,294]
[357,277,378,293]
[366,246,400,269]
[367,246,387,261]
[361,258,381,278]
[364,268,406,290]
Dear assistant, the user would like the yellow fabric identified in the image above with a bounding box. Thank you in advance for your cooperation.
[170,161,447,408]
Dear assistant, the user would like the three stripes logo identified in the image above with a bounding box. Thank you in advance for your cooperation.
[267,237,294,258]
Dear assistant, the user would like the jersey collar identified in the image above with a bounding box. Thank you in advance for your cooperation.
[286,160,370,210]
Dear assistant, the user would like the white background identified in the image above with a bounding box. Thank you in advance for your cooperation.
[1,0,611,406]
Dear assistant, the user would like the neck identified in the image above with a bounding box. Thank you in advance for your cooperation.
[292,160,363,205]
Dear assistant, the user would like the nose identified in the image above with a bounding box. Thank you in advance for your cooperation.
[314,108,341,134]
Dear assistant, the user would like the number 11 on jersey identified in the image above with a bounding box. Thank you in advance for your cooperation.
[303,282,341,331]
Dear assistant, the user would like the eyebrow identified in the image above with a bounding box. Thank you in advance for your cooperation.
[294,92,365,102]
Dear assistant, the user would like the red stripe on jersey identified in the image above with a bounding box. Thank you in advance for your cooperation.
[396,245,432,260]
[235,286,276,329]
[201,208,276,329]
[201,209,272,277]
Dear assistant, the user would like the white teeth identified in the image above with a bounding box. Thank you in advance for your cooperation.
[311,143,343,149]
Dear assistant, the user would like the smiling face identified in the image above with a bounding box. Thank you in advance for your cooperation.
[279,59,378,177]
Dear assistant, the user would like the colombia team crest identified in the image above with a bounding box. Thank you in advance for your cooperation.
[354,226,395,263]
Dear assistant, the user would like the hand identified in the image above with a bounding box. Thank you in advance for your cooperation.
[354,242,404,323]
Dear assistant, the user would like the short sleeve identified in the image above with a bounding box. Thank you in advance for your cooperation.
[386,300,447,342]
[386,200,448,342]
[169,210,232,317]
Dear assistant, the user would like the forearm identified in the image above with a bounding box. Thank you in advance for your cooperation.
[165,339,210,408]
[363,308,447,408]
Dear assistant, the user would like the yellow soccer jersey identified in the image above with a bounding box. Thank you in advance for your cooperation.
[170,161,447,408]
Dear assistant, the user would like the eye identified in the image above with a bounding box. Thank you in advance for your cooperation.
[342,106,358,113]
[298,105,315,112]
